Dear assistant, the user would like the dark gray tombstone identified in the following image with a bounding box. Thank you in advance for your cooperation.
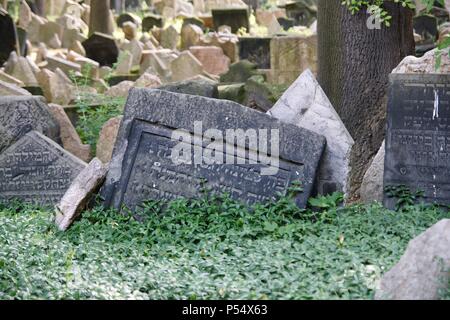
[212,8,250,34]
[243,0,259,10]
[0,96,60,153]
[282,0,317,26]
[16,27,28,57]
[384,74,450,209]
[116,12,140,28]
[0,9,16,67]
[413,14,438,43]
[82,32,119,67]
[142,14,163,32]
[278,17,295,30]
[158,79,219,98]
[0,131,87,206]
[101,88,326,212]
[239,37,271,69]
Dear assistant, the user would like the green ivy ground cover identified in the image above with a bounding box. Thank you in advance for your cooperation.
[0,196,448,300]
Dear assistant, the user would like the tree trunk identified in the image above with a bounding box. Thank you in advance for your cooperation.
[89,0,114,36]
[318,0,414,200]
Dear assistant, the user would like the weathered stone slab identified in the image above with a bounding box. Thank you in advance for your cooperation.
[212,8,250,33]
[55,157,108,231]
[239,37,271,69]
[384,74,450,208]
[101,88,326,212]
[268,69,354,196]
[0,9,16,67]
[0,131,87,206]
[375,219,450,300]
[82,32,119,67]
[189,46,230,75]
[142,14,163,32]
[0,96,60,153]
[0,80,31,96]
[97,116,123,164]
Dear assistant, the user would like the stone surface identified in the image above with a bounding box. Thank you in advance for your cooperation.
[82,32,119,67]
[134,73,162,88]
[270,34,317,86]
[18,1,33,29]
[158,78,219,98]
[47,103,91,162]
[55,158,108,231]
[360,141,385,204]
[375,219,450,300]
[8,55,38,87]
[96,116,123,164]
[160,25,180,50]
[384,74,450,209]
[268,69,354,196]
[392,48,450,74]
[199,32,239,63]
[142,14,163,32]
[122,39,144,66]
[413,14,438,43]
[0,71,24,87]
[0,131,87,206]
[0,79,31,96]
[189,46,230,75]
[0,9,17,67]
[0,96,60,153]
[220,59,258,83]
[46,55,82,76]
[105,81,134,98]
[122,21,138,41]
[181,23,203,50]
[212,8,249,33]
[36,68,75,105]
[101,88,326,212]
[170,51,204,82]
[239,37,271,69]
[115,51,133,75]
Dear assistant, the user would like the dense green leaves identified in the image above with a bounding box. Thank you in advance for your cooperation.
[1,196,449,299]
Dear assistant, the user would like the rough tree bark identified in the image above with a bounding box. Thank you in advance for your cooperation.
[89,0,114,36]
[318,0,414,200]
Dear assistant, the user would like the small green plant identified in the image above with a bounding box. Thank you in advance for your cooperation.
[308,192,345,210]
[384,184,425,211]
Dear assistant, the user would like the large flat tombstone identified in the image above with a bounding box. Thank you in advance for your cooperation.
[82,32,119,67]
[0,96,60,153]
[212,8,250,33]
[239,37,271,69]
[102,89,325,212]
[0,131,87,206]
[384,74,450,209]
[0,9,16,67]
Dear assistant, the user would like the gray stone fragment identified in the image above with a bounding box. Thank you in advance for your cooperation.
[55,158,108,231]
[268,69,354,196]
[158,78,219,98]
[376,219,450,300]
[360,141,385,203]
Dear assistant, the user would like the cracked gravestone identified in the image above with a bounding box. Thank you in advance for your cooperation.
[0,131,87,206]
[384,74,450,209]
[0,96,60,153]
[101,88,326,212]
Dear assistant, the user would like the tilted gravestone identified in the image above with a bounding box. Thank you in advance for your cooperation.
[413,14,438,43]
[82,32,119,67]
[0,96,60,153]
[384,74,450,209]
[239,37,271,69]
[0,9,16,67]
[102,89,325,212]
[142,14,163,32]
[212,8,250,34]
[0,131,87,206]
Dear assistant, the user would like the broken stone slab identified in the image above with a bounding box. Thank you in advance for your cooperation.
[181,23,203,50]
[7,54,39,87]
[392,48,450,74]
[170,51,205,82]
[189,46,230,76]
[122,39,144,66]
[160,25,180,50]
[115,51,133,76]
[0,96,60,152]
[0,79,31,96]
[220,59,258,83]
[0,71,24,87]
[46,55,82,77]
[37,68,75,106]
[375,219,450,300]
[105,81,134,98]
[134,73,162,88]
[96,116,123,164]
[101,88,326,212]
[158,78,219,98]
[360,141,385,204]
[55,157,108,231]
[0,130,87,206]
[268,69,354,196]
[47,103,91,163]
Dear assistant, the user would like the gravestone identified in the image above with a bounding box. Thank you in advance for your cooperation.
[142,14,163,32]
[239,37,271,69]
[16,28,28,57]
[0,9,16,67]
[212,8,250,33]
[82,32,119,67]
[413,14,438,43]
[0,96,60,153]
[384,74,450,209]
[283,0,317,26]
[0,131,87,206]
[101,88,326,212]
[116,12,141,28]
[278,17,295,30]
